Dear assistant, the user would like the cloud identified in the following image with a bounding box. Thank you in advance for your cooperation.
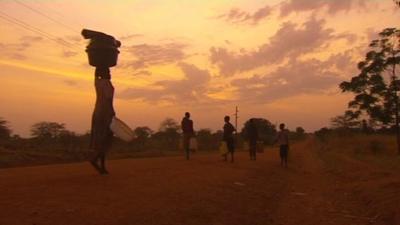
[64,35,84,46]
[210,17,334,76]
[64,80,78,87]
[120,34,144,41]
[217,0,366,25]
[132,70,152,76]
[279,0,365,17]
[217,5,273,25]
[0,36,43,60]
[62,50,78,58]
[119,63,212,104]
[125,43,188,69]
[230,56,348,103]
[4,52,27,60]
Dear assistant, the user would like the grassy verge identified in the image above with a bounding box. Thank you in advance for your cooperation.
[314,133,400,171]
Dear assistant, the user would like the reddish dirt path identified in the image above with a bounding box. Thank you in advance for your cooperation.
[0,140,394,225]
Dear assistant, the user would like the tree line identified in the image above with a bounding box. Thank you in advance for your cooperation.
[0,116,306,158]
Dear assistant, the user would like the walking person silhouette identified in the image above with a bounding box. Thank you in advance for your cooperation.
[181,112,194,160]
[83,29,121,175]
[247,118,258,161]
[275,123,289,168]
[223,116,236,162]
[89,67,115,175]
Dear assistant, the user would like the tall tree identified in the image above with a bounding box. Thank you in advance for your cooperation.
[340,28,400,153]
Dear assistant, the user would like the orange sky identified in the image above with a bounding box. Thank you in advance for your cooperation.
[0,0,399,137]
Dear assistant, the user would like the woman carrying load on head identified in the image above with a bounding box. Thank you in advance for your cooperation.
[82,29,120,175]
[89,67,115,175]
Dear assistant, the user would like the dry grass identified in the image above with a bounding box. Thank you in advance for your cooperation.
[316,133,400,170]
[315,133,400,224]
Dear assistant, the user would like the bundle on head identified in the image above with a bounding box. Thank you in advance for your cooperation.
[82,29,121,67]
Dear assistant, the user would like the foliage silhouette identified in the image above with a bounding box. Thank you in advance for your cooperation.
[0,117,11,140]
[31,121,68,139]
[340,28,400,153]
[241,118,276,145]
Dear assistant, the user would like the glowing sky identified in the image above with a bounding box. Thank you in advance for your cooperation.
[0,0,399,136]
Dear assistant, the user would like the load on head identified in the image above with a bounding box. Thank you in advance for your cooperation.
[82,29,122,68]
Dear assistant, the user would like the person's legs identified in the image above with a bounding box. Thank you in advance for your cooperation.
[98,131,113,175]
[228,140,234,163]
[90,115,113,175]
[224,141,228,161]
[90,151,102,174]
[183,135,190,160]
[280,145,288,168]
[100,152,109,174]
[284,145,289,168]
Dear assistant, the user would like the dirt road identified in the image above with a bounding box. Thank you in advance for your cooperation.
[0,139,397,225]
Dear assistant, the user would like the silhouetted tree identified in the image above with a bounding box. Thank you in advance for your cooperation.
[241,118,276,144]
[11,134,21,141]
[134,126,153,148]
[295,127,305,135]
[31,122,67,139]
[314,127,332,141]
[156,118,180,150]
[159,118,180,132]
[330,114,361,130]
[196,129,213,150]
[134,126,153,138]
[0,117,11,140]
[340,28,400,153]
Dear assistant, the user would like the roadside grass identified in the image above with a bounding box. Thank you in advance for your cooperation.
[314,133,400,171]
[313,133,400,224]
[0,145,223,168]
